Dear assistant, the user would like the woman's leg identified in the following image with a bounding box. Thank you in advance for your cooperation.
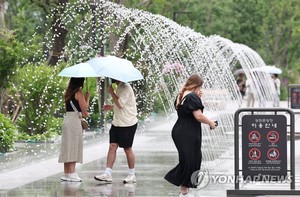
[63,162,81,181]
[180,185,189,194]
[64,162,76,174]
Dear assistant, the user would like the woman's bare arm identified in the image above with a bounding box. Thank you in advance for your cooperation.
[76,90,89,118]
[193,109,217,129]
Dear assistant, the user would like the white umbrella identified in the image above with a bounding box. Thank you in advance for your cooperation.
[87,56,144,82]
[58,62,99,77]
[233,68,245,75]
[252,66,282,74]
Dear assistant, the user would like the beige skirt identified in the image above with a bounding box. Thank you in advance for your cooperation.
[58,112,83,164]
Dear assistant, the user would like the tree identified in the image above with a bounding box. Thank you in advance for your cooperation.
[40,0,69,66]
[0,30,23,113]
[4,0,69,65]
[45,0,68,65]
[261,0,300,68]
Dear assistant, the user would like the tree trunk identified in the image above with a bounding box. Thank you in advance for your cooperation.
[280,28,292,68]
[47,0,68,66]
[0,0,5,29]
[109,0,129,57]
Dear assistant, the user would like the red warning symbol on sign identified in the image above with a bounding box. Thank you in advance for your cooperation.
[267,130,279,143]
[248,130,261,143]
[249,148,261,160]
[267,148,280,160]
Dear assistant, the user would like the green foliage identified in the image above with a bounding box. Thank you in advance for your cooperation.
[0,30,24,90]
[15,130,58,142]
[259,0,300,66]
[4,1,46,65]
[0,113,17,153]
[81,77,102,128]
[11,5,45,43]
[11,64,66,135]
[104,110,114,121]
[88,113,101,128]
[152,93,169,114]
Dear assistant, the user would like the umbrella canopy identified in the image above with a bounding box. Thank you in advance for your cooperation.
[58,62,99,77]
[233,68,245,75]
[252,66,282,74]
[87,56,144,82]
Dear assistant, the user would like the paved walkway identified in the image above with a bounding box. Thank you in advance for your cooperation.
[0,113,233,197]
[0,101,299,197]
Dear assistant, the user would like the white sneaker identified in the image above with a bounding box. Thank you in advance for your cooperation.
[68,172,82,182]
[61,173,82,182]
[123,174,136,184]
[179,193,194,197]
[94,173,113,182]
[60,174,69,181]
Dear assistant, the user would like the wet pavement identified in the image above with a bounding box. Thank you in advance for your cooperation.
[0,113,233,197]
[0,101,300,197]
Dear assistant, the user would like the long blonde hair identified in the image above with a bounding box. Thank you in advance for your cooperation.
[176,74,203,108]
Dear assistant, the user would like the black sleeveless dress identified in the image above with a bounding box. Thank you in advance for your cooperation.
[164,93,204,188]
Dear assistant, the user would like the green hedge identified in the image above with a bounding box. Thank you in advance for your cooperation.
[11,64,66,135]
[0,113,17,153]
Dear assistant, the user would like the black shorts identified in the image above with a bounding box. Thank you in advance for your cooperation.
[109,123,137,148]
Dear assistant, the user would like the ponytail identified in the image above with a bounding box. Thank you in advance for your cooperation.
[176,87,186,109]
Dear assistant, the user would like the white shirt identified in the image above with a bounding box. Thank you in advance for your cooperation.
[246,79,253,94]
[112,82,138,127]
[274,78,281,95]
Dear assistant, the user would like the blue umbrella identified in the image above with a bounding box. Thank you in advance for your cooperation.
[87,56,144,82]
[58,62,99,77]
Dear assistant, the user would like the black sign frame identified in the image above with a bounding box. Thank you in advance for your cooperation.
[233,108,295,190]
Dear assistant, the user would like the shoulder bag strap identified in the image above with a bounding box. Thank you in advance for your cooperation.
[70,100,82,119]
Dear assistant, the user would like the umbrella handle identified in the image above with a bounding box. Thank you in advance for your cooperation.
[85,78,89,91]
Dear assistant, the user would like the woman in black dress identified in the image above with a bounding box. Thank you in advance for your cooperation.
[164,74,217,197]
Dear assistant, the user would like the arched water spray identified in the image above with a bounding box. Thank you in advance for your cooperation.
[6,0,277,173]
